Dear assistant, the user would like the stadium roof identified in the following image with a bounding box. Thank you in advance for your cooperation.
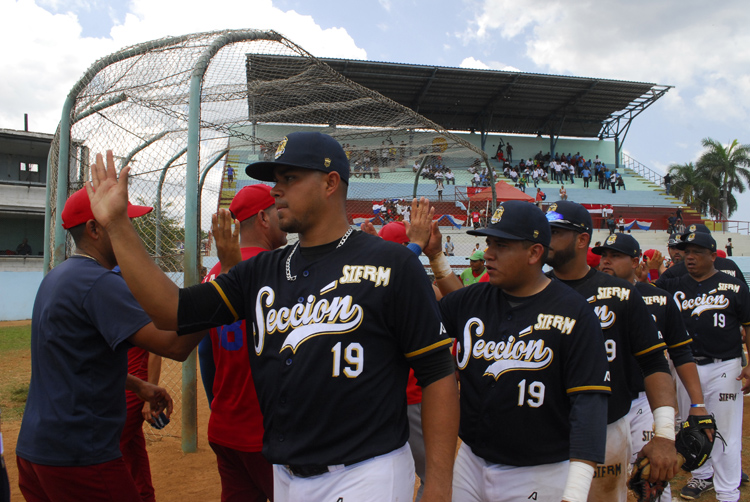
[317,58,672,140]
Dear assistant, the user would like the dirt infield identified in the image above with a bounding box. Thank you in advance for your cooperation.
[2,319,750,501]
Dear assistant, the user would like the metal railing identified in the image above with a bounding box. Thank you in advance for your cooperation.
[621,153,664,186]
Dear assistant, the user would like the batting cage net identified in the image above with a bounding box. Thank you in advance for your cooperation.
[46,29,496,442]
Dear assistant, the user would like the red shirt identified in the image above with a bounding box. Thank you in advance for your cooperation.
[125,346,149,408]
[203,247,268,451]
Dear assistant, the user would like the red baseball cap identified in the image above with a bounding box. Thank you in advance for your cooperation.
[378,221,409,244]
[586,247,601,268]
[228,184,275,222]
[61,188,152,229]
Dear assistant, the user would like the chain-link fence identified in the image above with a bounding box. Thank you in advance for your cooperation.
[45,29,495,447]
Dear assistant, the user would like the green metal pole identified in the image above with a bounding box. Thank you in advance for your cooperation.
[53,100,75,267]
[155,148,188,266]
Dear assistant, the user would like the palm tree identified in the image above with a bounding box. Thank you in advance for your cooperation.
[667,162,718,214]
[696,138,750,219]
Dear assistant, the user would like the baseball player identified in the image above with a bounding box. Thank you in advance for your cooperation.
[198,184,287,502]
[543,201,681,502]
[593,233,707,502]
[654,231,750,502]
[432,201,612,502]
[658,224,747,287]
[15,188,205,501]
[85,133,459,502]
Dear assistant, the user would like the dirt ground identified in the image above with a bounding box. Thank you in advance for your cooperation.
[2,320,750,501]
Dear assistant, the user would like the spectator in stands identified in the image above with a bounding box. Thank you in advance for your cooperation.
[582,165,591,188]
[598,167,606,189]
[505,143,513,163]
[472,172,481,187]
[435,179,444,201]
[445,169,455,185]
[226,165,234,185]
[667,213,676,234]
[618,215,625,233]
[616,172,626,190]
[663,172,672,195]
[568,163,576,184]
[16,238,31,256]
[610,169,617,194]
[726,238,734,256]
[558,184,567,200]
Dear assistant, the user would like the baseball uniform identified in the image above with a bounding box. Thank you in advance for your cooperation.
[177,230,454,501]
[549,269,668,501]
[659,257,748,287]
[442,280,611,501]
[656,270,750,502]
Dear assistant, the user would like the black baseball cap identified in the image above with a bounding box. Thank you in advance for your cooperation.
[592,233,641,258]
[246,132,350,184]
[681,223,711,237]
[667,233,681,248]
[676,232,717,252]
[545,200,592,234]
[468,200,550,246]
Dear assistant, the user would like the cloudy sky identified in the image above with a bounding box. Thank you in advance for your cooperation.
[3,0,749,218]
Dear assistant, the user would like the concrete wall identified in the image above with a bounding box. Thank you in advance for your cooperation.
[0,257,44,321]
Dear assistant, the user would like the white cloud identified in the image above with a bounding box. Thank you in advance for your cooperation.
[0,0,367,132]
[459,56,490,69]
[378,0,392,13]
[464,0,750,127]
[459,56,519,72]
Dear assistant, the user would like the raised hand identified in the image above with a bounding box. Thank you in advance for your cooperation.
[406,197,434,250]
[212,208,241,274]
[85,150,130,229]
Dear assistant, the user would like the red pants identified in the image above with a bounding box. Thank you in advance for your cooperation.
[17,456,140,502]
[120,398,155,502]
[210,442,274,502]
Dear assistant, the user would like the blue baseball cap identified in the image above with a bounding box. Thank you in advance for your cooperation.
[246,132,350,184]
[545,200,593,234]
[468,200,550,246]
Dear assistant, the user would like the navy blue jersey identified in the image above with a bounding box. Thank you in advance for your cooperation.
[661,257,747,287]
[631,282,693,394]
[655,271,750,360]
[177,231,453,466]
[16,257,150,466]
[549,269,667,423]
[440,280,610,466]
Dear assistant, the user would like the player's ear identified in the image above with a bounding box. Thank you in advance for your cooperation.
[323,171,343,198]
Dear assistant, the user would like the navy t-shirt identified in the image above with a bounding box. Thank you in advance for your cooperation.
[16,256,152,466]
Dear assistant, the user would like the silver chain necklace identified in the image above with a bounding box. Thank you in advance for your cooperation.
[285,228,353,282]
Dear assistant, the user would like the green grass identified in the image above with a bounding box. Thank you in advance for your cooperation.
[0,323,32,420]
[0,324,31,352]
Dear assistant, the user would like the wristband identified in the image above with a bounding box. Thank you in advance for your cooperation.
[429,253,452,280]
[690,403,706,408]
[562,461,595,502]
[652,406,675,440]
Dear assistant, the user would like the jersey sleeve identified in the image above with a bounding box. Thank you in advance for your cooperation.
[390,252,453,360]
[628,286,667,358]
[85,272,153,351]
[177,260,251,334]
[735,282,750,326]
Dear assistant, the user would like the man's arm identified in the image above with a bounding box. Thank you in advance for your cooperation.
[640,369,681,482]
[738,325,750,394]
[419,373,459,502]
[87,151,180,329]
[142,353,166,422]
[126,374,173,418]
[127,322,206,362]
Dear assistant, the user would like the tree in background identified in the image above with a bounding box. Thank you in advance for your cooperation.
[696,138,750,219]
[667,162,718,216]
[668,138,750,219]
